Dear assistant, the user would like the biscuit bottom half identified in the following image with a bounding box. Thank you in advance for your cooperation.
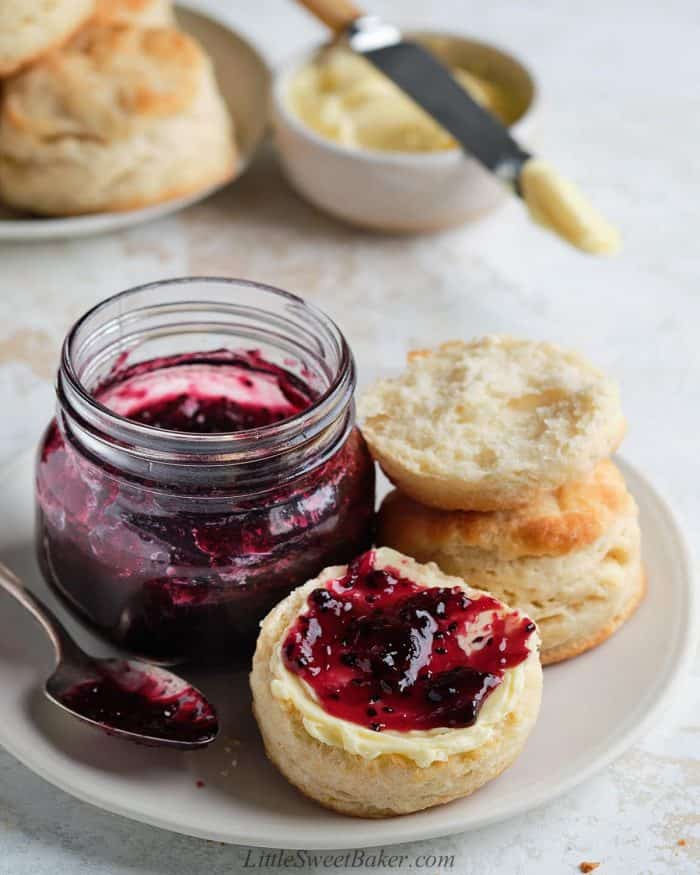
[377,489,645,665]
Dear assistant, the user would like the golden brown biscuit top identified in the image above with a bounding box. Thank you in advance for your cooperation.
[93,0,163,20]
[2,24,202,141]
[91,0,174,27]
[378,460,634,560]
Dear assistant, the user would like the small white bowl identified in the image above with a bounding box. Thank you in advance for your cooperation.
[271,32,536,233]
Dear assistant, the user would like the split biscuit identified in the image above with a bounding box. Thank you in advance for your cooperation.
[359,336,626,511]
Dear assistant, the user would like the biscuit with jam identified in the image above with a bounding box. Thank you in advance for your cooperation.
[250,547,541,817]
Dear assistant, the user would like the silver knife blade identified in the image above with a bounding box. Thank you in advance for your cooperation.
[346,17,530,185]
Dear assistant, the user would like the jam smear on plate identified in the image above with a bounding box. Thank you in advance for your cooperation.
[283,550,535,732]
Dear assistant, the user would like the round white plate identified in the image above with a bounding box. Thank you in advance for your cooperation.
[0,6,269,241]
[0,451,695,849]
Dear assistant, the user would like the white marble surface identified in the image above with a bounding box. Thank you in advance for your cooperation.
[0,0,698,872]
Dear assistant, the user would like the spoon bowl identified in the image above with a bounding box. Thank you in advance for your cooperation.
[46,657,218,750]
[0,563,218,750]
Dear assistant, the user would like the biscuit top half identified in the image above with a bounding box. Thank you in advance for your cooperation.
[359,335,626,498]
[378,460,635,560]
[2,23,204,141]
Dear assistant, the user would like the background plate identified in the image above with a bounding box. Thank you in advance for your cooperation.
[0,451,695,849]
[0,5,270,241]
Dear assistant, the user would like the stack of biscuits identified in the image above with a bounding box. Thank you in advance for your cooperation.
[0,0,236,215]
[360,335,645,665]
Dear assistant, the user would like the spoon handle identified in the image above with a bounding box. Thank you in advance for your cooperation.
[0,561,84,666]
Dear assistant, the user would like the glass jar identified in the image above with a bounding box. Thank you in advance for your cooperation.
[35,278,375,665]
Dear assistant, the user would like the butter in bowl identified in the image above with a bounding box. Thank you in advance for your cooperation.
[271,33,536,232]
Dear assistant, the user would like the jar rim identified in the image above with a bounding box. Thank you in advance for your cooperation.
[58,277,356,470]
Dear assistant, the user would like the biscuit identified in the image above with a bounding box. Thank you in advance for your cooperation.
[359,336,626,511]
[251,547,542,817]
[0,24,236,215]
[377,462,644,664]
[0,0,95,77]
[91,0,175,27]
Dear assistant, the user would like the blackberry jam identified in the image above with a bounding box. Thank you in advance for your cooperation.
[58,662,218,745]
[36,279,375,665]
[283,550,535,731]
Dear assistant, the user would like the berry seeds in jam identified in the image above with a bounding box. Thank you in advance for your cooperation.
[283,551,536,732]
[56,661,218,746]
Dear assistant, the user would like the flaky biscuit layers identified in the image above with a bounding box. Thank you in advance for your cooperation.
[251,547,542,817]
[359,336,626,511]
[0,0,95,77]
[377,462,644,664]
[0,23,236,215]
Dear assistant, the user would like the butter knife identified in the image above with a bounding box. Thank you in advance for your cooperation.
[295,0,621,254]
[296,0,530,190]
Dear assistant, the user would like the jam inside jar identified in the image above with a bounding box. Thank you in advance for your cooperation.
[35,278,375,665]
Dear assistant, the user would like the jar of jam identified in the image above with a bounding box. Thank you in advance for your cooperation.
[35,278,375,665]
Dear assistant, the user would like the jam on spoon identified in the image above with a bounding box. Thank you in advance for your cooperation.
[283,550,536,732]
[0,562,218,749]
[55,661,218,746]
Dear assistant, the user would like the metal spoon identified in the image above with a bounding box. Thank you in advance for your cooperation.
[0,562,218,749]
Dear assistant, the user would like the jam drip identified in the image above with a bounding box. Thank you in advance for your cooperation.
[283,551,535,732]
[57,662,217,744]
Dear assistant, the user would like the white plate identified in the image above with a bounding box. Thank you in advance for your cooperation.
[0,6,269,241]
[0,451,695,849]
